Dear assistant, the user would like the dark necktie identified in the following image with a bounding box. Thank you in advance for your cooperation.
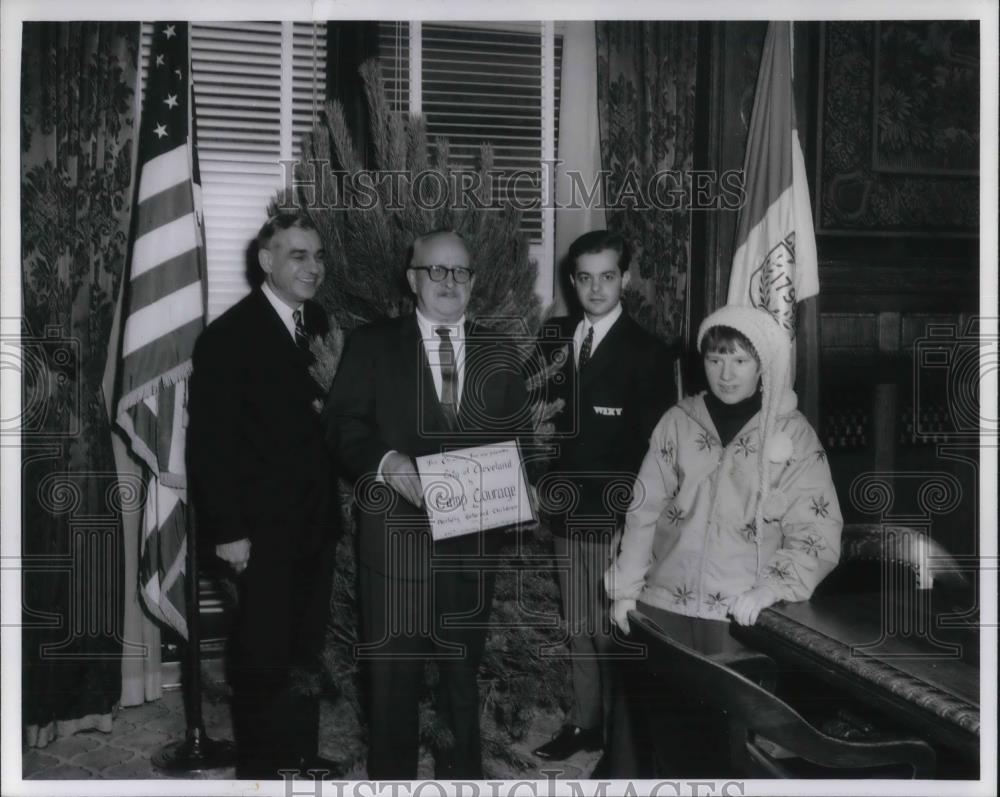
[578,326,594,370]
[435,326,459,430]
[293,308,310,355]
[294,308,324,401]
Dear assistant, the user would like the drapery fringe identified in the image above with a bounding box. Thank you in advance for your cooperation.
[116,360,193,486]
[140,579,188,639]
[115,359,193,418]
[115,418,188,491]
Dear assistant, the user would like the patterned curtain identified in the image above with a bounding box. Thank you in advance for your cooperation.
[595,22,699,345]
[21,22,140,748]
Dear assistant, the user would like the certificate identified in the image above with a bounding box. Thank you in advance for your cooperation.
[415,440,535,541]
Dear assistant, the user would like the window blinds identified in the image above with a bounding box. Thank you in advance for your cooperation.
[378,22,562,243]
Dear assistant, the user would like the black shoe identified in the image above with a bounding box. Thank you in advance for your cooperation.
[298,755,344,779]
[533,725,603,760]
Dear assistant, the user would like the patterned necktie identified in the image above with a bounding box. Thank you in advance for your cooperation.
[293,308,310,355]
[294,308,324,401]
[435,326,459,430]
[578,325,594,370]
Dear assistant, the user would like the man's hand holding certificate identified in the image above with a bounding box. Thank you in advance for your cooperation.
[415,441,535,540]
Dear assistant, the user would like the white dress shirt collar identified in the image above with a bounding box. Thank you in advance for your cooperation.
[415,308,466,345]
[575,302,623,362]
[261,281,300,340]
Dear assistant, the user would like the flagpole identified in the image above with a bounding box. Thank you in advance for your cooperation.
[152,508,235,772]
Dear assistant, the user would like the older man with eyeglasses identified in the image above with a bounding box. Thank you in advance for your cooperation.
[324,229,532,779]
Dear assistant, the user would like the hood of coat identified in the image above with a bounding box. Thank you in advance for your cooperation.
[695,305,801,535]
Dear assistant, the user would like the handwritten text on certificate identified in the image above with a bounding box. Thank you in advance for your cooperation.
[415,441,534,541]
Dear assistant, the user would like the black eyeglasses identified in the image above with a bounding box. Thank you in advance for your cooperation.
[411,265,474,284]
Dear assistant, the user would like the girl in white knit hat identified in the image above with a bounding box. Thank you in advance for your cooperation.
[605,305,842,640]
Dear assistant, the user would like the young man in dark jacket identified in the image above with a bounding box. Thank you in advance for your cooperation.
[533,229,676,765]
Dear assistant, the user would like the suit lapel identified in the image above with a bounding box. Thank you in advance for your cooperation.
[555,329,577,401]
[579,312,631,389]
[457,325,480,428]
[400,314,450,435]
[252,289,325,403]
[253,288,305,359]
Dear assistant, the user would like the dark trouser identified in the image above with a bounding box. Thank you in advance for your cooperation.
[228,528,336,779]
[608,602,747,779]
[358,564,495,780]
[552,530,618,736]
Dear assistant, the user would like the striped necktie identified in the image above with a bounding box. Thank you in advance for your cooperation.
[435,326,459,430]
[293,308,310,355]
[293,308,324,401]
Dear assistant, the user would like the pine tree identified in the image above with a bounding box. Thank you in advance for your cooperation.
[275,60,570,774]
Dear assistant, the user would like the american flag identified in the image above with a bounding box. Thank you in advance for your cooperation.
[116,22,206,639]
[727,22,818,340]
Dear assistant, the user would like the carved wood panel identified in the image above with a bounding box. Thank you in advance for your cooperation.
[816,21,979,236]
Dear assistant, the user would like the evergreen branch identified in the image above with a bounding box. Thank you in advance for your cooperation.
[407,114,429,174]
[360,59,391,170]
[325,100,363,175]
[308,326,344,394]
[388,99,407,173]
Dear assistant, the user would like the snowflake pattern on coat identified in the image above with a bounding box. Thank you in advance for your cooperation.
[810,495,831,518]
[704,591,728,610]
[764,561,794,581]
[660,441,675,463]
[797,534,827,557]
[696,430,717,451]
[671,584,695,606]
[734,435,757,458]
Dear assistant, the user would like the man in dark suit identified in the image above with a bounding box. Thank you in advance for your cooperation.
[187,212,339,780]
[533,229,675,763]
[325,230,532,779]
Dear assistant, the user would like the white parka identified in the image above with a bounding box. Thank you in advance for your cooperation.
[605,391,842,619]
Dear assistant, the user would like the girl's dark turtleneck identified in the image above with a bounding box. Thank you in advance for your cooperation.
[704,388,762,448]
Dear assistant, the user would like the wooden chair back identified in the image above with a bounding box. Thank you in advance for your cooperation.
[629,610,937,778]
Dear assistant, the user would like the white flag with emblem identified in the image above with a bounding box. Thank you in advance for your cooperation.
[728,21,818,340]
